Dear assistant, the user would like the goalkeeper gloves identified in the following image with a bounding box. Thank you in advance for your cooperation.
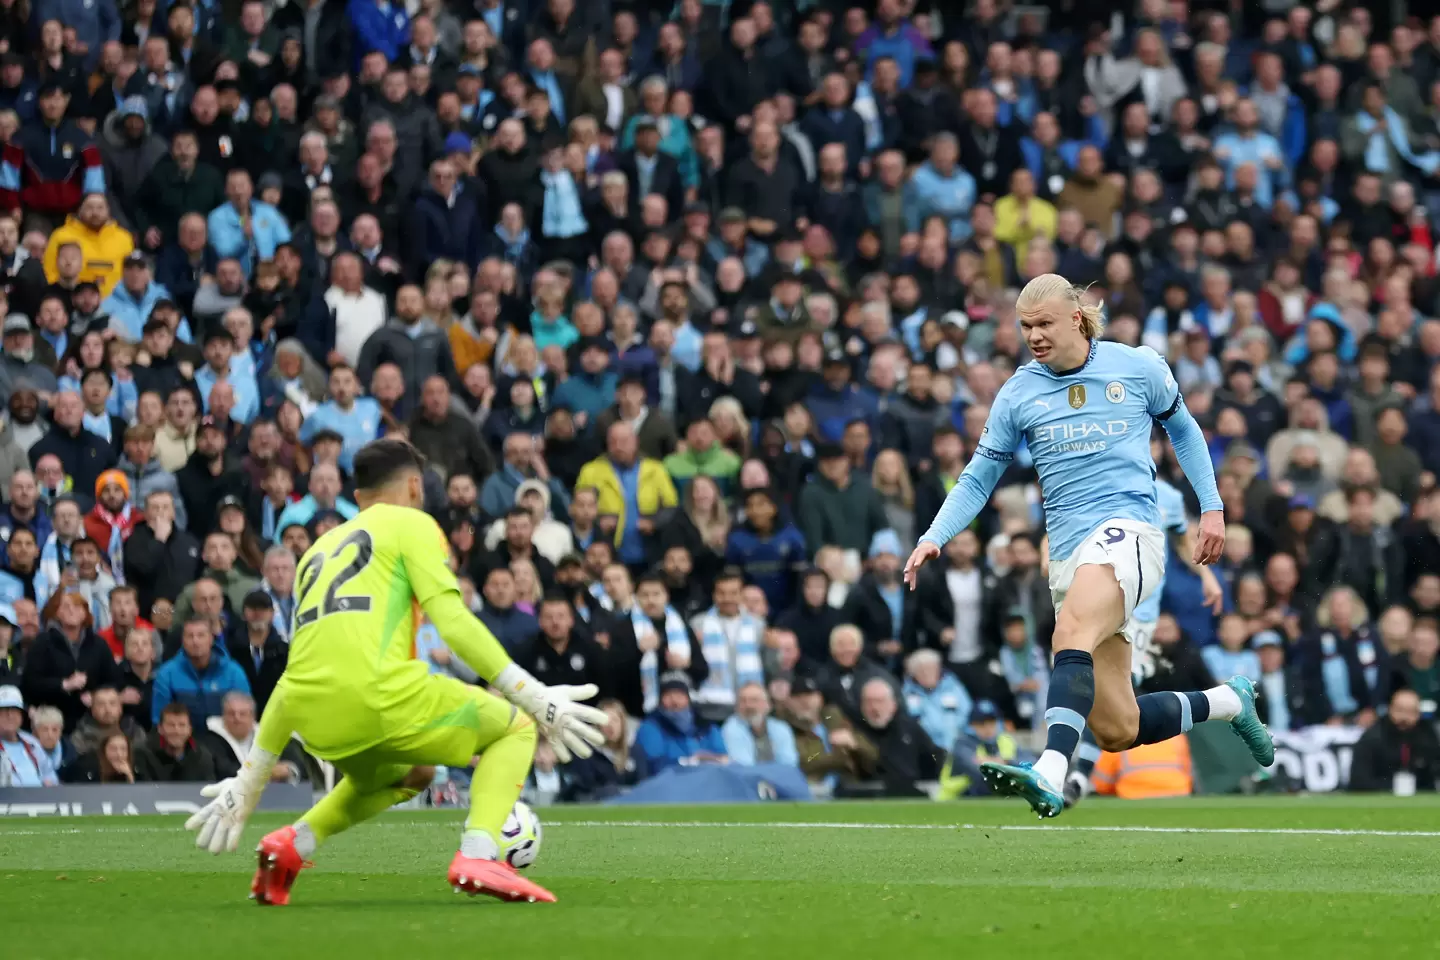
[184,748,277,854]
[496,664,608,762]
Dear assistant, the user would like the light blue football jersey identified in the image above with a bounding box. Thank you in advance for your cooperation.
[978,341,1180,562]
[1132,478,1188,624]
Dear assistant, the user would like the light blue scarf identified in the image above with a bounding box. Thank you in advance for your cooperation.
[693,606,764,708]
[1319,633,1358,716]
[631,604,690,714]
[1355,107,1440,177]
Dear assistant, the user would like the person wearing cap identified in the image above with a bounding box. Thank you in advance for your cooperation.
[752,265,810,342]
[29,391,118,495]
[0,684,58,786]
[839,528,910,666]
[707,207,770,279]
[552,336,618,421]
[83,468,139,561]
[807,346,878,443]
[773,673,876,787]
[930,693,1010,791]
[797,440,888,557]
[0,312,57,396]
[1249,630,1293,733]
[632,670,728,774]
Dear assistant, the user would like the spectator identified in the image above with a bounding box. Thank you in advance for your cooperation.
[476,565,539,654]
[633,672,727,774]
[84,468,139,561]
[0,684,57,785]
[0,469,52,564]
[819,623,897,723]
[479,431,570,522]
[97,584,150,662]
[135,700,219,781]
[511,591,609,695]
[842,529,910,668]
[688,567,764,721]
[798,442,888,558]
[725,487,806,613]
[901,648,972,755]
[943,700,1024,798]
[226,590,287,716]
[30,391,117,495]
[1253,631,1295,733]
[196,690,308,781]
[151,616,250,730]
[1348,688,1440,792]
[299,365,382,474]
[207,168,291,278]
[177,536,260,620]
[68,683,144,757]
[575,421,677,570]
[124,489,201,616]
[5,87,107,223]
[720,681,798,767]
[1202,614,1264,684]
[116,425,186,528]
[854,675,943,796]
[274,462,358,532]
[21,591,118,729]
[482,480,572,565]
[62,728,140,784]
[610,571,707,719]
[357,284,458,411]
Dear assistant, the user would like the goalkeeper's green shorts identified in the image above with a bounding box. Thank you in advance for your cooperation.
[296,675,529,791]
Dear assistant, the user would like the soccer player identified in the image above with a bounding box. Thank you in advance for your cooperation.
[904,275,1272,819]
[1064,445,1225,808]
[183,438,607,903]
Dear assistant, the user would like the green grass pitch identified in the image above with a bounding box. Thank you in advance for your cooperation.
[4,796,1439,959]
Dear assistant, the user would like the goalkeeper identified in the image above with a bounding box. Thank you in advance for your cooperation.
[184,438,606,906]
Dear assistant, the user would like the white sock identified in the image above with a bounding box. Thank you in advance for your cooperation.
[1204,684,1243,722]
[293,821,317,857]
[1034,750,1070,793]
[459,828,499,861]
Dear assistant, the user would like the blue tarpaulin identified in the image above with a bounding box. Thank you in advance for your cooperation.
[607,764,813,804]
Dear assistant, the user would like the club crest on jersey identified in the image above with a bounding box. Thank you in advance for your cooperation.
[1068,385,1086,409]
[1106,381,1125,403]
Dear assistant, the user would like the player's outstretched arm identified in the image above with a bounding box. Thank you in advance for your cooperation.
[184,688,292,854]
[905,453,1009,589]
[425,590,607,762]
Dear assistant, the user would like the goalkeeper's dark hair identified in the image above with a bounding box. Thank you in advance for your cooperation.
[353,437,428,491]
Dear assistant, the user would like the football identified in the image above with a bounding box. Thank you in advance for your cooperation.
[499,800,543,869]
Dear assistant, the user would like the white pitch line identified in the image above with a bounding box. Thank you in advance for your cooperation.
[3,820,1440,839]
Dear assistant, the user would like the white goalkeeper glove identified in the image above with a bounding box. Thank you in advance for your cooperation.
[496,665,608,762]
[184,748,276,854]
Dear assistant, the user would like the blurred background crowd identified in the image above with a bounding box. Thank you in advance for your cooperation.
[2,0,1440,801]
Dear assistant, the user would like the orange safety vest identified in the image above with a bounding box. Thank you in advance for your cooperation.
[1093,737,1193,799]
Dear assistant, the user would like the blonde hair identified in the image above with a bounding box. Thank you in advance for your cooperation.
[1014,273,1104,338]
[871,449,914,508]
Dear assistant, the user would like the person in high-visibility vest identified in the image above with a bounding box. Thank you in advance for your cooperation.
[1092,736,1193,799]
[938,700,1027,799]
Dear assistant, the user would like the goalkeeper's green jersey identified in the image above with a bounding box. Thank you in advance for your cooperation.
[269,503,509,759]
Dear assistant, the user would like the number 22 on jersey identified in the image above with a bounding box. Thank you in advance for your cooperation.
[294,529,376,632]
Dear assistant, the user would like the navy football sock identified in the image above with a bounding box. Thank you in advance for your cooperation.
[1131,691,1211,747]
[1072,727,1102,779]
[1041,649,1095,761]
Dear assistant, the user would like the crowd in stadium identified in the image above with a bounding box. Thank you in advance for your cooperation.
[1,0,1439,799]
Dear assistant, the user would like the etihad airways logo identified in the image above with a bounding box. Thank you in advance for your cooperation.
[1030,419,1130,454]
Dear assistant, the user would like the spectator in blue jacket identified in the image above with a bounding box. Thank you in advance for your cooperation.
[551,338,616,421]
[407,155,483,279]
[347,0,409,68]
[852,1,932,88]
[808,350,879,442]
[100,252,174,341]
[721,682,800,767]
[634,673,727,774]
[477,565,540,655]
[151,617,250,730]
[726,487,807,613]
[298,365,382,473]
[901,648,972,754]
[207,168,291,278]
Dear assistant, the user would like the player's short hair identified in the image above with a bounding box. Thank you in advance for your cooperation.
[353,437,427,491]
[160,701,191,721]
[539,589,572,610]
[636,571,667,591]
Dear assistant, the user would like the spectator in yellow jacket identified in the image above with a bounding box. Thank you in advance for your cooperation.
[992,168,1057,263]
[42,193,133,296]
[574,420,677,568]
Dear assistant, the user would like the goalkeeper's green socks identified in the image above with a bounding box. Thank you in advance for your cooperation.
[299,777,424,849]
[460,710,537,858]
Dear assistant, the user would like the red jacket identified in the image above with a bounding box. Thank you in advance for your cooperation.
[99,617,156,660]
[84,506,140,562]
